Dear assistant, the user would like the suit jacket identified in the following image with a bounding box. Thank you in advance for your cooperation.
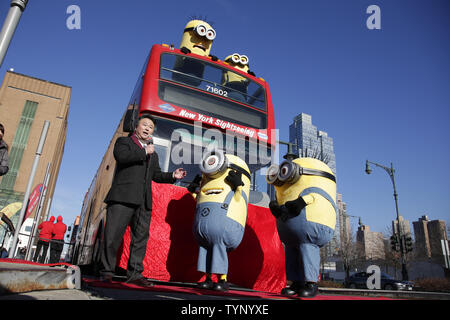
[0,140,8,176]
[104,135,175,209]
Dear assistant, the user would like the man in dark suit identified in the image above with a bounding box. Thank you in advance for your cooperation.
[100,114,186,287]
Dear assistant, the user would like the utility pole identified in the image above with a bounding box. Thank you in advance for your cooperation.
[0,1,29,68]
[365,160,409,280]
[8,120,50,258]
[25,162,51,261]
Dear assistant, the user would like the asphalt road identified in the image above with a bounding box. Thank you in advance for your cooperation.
[0,280,281,301]
[1,284,449,301]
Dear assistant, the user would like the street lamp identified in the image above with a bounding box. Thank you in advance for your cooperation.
[365,160,409,280]
[278,140,298,161]
[365,160,372,174]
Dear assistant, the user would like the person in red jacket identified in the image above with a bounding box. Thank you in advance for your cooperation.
[49,216,67,263]
[49,215,67,263]
[33,216,55,263]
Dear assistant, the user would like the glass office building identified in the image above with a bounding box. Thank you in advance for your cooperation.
[289,113,336,174]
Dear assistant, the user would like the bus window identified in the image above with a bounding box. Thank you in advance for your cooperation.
[171,55,205,87]
[160,53,266,112]
[152,137,171,172]
[159,81,266,129]
[152,117,272,187]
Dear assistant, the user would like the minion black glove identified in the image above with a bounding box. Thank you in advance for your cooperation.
[225,170,244,191]
[285,196,307,216]
[180,46,191,54]
[187,174,202,193]
[269,201,290,222]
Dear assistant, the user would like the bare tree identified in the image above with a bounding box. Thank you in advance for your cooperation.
[319,237,338,276]
[339,228,365,280]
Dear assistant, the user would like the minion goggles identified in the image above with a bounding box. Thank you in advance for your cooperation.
[184,24,216,40]
[200,150,251,180]
[225,53,249,66]
[266,160,336,186]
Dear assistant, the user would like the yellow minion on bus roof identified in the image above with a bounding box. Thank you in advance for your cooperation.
[180,19,216,57]
[224,53,249,73]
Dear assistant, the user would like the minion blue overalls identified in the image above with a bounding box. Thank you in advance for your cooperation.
[193,189,248,275]
[276,187,337,283]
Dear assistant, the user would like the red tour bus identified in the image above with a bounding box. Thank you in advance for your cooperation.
[71,44,283,291]
[123,43,276,182]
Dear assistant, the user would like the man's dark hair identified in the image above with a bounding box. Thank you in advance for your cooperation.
[0,123,4,135]
[138,114,156,126]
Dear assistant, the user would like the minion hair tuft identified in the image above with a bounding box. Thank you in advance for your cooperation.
[300,147,330,164]
[188,15,214,26]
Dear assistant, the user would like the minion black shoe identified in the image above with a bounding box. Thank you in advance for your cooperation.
[298,282,318,298]
[213,280,230,292]
[197,278,214,289]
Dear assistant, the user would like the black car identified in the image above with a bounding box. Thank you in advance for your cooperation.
[345,271,414,291]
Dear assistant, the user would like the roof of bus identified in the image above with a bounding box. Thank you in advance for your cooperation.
[154,43,269,87]
[140,43,275,145]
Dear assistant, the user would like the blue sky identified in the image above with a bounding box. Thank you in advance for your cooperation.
[0,0,448,236]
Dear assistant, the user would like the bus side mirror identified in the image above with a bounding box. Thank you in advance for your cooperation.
[123,108,138,133]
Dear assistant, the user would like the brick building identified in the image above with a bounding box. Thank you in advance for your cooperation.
[413,215,448,264]
[356,224,386,260]
[0,71,70,241]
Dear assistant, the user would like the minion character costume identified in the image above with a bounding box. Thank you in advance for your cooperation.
[223,53,255,76]
[266,157,337,298]
[179,19,217,58]
[222,53,255,103]
[173,19,218,87]
[188,149,251,291]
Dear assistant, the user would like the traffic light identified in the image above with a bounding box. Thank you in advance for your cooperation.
[390,234,400,252]
[404,234,413,253]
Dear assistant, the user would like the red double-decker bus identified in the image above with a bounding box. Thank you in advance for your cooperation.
[71,44,283,291]
[126,44,275,181]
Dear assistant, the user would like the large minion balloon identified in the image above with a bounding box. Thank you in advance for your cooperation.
[266,157,337,298]
[174,19,217,86]
[191,149,251,291]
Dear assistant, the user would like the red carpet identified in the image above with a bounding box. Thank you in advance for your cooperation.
[82,278,394,300]
[0,258,76,268]
[110,184,395,298]
[117,183,286,294]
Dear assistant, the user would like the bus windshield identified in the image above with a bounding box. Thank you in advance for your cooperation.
[159,53,267,129]
[151,117,272,186]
